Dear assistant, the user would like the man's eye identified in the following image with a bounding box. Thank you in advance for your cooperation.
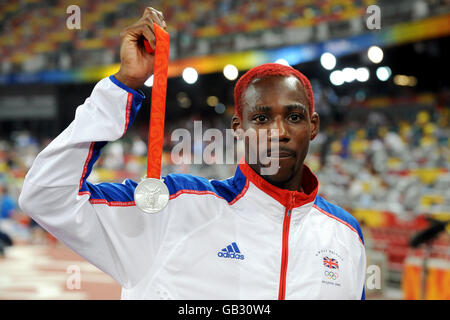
[252,115,268,123]
[288,113,303,122]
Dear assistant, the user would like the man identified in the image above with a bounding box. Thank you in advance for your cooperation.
[19,8,365,299]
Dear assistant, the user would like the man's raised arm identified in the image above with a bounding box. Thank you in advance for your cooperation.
[18,8,168,288]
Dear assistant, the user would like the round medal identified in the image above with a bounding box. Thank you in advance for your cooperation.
[134,178,169,214]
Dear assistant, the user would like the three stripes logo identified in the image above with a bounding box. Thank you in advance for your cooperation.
[217,242,245,260]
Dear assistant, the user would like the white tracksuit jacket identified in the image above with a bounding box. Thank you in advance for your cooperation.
[19,76,366,300]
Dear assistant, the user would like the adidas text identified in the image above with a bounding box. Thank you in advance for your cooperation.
[217,252,245,260]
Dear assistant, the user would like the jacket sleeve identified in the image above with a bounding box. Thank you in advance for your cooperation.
[357,232,367,300]
[18,75,160,288]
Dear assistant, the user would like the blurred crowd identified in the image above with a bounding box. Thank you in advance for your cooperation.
[4,0,448,75]
[1,0,378,73]
[311,109,450,220]
[0,131,47,250]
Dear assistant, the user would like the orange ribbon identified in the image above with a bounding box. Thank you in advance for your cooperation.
[144,24,170,179]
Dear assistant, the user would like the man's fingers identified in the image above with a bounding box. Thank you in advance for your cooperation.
[140,17,158,51]
[118,7,166,53]
[155,10,167,30]
[142,16,156,31]
[120,23,156,52]
[141,24,156,52]
[143,7,166,30]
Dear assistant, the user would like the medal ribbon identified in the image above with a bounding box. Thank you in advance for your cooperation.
[144,24,170,179]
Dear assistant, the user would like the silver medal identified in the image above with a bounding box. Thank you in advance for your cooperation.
[134,178,169,214]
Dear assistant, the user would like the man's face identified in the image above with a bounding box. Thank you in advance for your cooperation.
[232,75,319,187]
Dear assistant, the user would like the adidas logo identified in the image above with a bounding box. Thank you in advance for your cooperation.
[217,242,245,260]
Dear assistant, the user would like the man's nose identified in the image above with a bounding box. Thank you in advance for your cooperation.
[270,117,289,142]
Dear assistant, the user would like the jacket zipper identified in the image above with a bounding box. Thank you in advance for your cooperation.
[278,206,292,300]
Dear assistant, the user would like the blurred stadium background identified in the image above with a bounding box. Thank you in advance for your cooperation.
[0,0,449,300]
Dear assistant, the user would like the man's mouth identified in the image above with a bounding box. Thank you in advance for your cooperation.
[266,148,296,159]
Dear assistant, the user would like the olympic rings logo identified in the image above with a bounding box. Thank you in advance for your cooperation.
[324,270,338,280]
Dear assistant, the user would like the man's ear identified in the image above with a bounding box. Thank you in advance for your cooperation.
[310,112,320,141]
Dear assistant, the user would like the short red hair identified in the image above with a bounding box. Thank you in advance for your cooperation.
[233,63,314,120]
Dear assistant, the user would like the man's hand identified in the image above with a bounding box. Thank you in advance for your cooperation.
[114,7,167,90]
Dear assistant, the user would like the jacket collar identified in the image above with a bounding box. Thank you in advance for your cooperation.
[237,157,318,209]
